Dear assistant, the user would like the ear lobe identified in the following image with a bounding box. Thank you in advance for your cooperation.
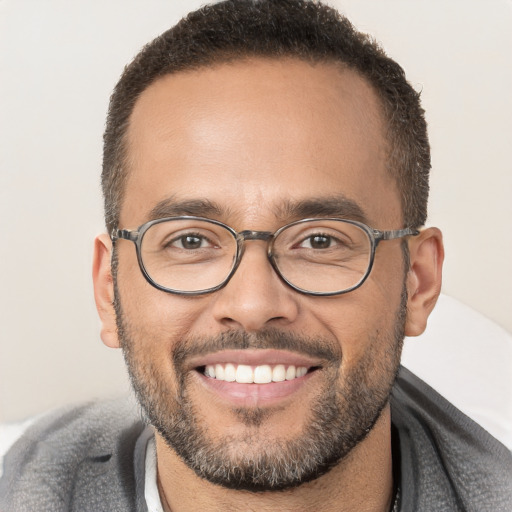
[92,234,120,348]
[404,227,444,337]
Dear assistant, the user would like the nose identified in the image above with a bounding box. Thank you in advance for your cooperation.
[210,241,300,331]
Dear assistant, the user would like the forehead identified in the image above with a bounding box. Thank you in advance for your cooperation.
[122,58,401,228]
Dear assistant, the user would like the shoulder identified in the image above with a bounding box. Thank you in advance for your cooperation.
[0,398,146,512]
[391,366,512,511]
[0,416,37,471]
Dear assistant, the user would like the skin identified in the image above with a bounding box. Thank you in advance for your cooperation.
[93,58,443,511]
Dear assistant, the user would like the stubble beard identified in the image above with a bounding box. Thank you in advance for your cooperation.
[114,282,406,492]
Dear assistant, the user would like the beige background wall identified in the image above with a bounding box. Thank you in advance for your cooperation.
[1,0,511,422]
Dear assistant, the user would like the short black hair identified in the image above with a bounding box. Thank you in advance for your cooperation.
[103,0,430,234]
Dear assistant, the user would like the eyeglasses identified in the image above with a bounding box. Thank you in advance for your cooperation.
[111,216,419,296]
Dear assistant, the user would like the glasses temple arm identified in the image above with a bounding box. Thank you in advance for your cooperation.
[111,228,139,242]
[374,227,420,241]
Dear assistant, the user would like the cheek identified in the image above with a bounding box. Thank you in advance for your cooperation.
[115,245,206,344]
[312,270,405,367]
[115,265,207,400]
[119,291,205,355]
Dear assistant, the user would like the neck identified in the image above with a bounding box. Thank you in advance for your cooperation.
[155,405,394,512]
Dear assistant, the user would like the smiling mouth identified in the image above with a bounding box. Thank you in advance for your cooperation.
[197,363,320,384]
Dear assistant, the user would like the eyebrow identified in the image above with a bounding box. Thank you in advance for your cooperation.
[147,197,226,221]
[145,194,368,225]
[275,196,369,224]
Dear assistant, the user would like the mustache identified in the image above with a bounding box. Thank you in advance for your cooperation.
[172,328,343,369]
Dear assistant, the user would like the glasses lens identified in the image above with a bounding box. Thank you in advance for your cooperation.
[273,220,372,294]
[140,219,237,292]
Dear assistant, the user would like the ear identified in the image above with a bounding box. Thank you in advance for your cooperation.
[92,233,120,348]
[404,227,444,337]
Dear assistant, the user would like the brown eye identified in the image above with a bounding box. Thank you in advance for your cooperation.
[180,235,204,249]
[300,234,336,249]
[169,233,211,250]
[308,235,331,249]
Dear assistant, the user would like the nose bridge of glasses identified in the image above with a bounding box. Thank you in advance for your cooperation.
[237,230,274,243]
[234,230,275,266]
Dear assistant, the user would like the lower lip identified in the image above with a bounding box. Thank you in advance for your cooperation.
[195,370,317,407]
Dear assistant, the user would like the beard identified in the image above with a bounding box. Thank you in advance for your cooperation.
[115,282,407,492]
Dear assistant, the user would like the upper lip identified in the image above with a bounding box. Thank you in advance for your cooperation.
[188,349,324,371]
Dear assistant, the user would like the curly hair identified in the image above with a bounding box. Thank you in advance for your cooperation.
[102,0,430,234]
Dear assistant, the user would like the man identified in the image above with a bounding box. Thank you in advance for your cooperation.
[1,0,511,510]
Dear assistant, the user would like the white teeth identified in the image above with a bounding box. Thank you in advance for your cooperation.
[224,363,236,382]
[204,363,310,383]
[254,365,272,384]
[272,364,286,382]
[215,364,225,380]
[236,364,253,383]
[285,365,296,380]
[296,367,308,378]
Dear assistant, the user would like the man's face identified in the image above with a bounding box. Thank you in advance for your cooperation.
[114,58,407,490]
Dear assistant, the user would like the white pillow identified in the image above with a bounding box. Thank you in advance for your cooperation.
[402,294,512,449]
